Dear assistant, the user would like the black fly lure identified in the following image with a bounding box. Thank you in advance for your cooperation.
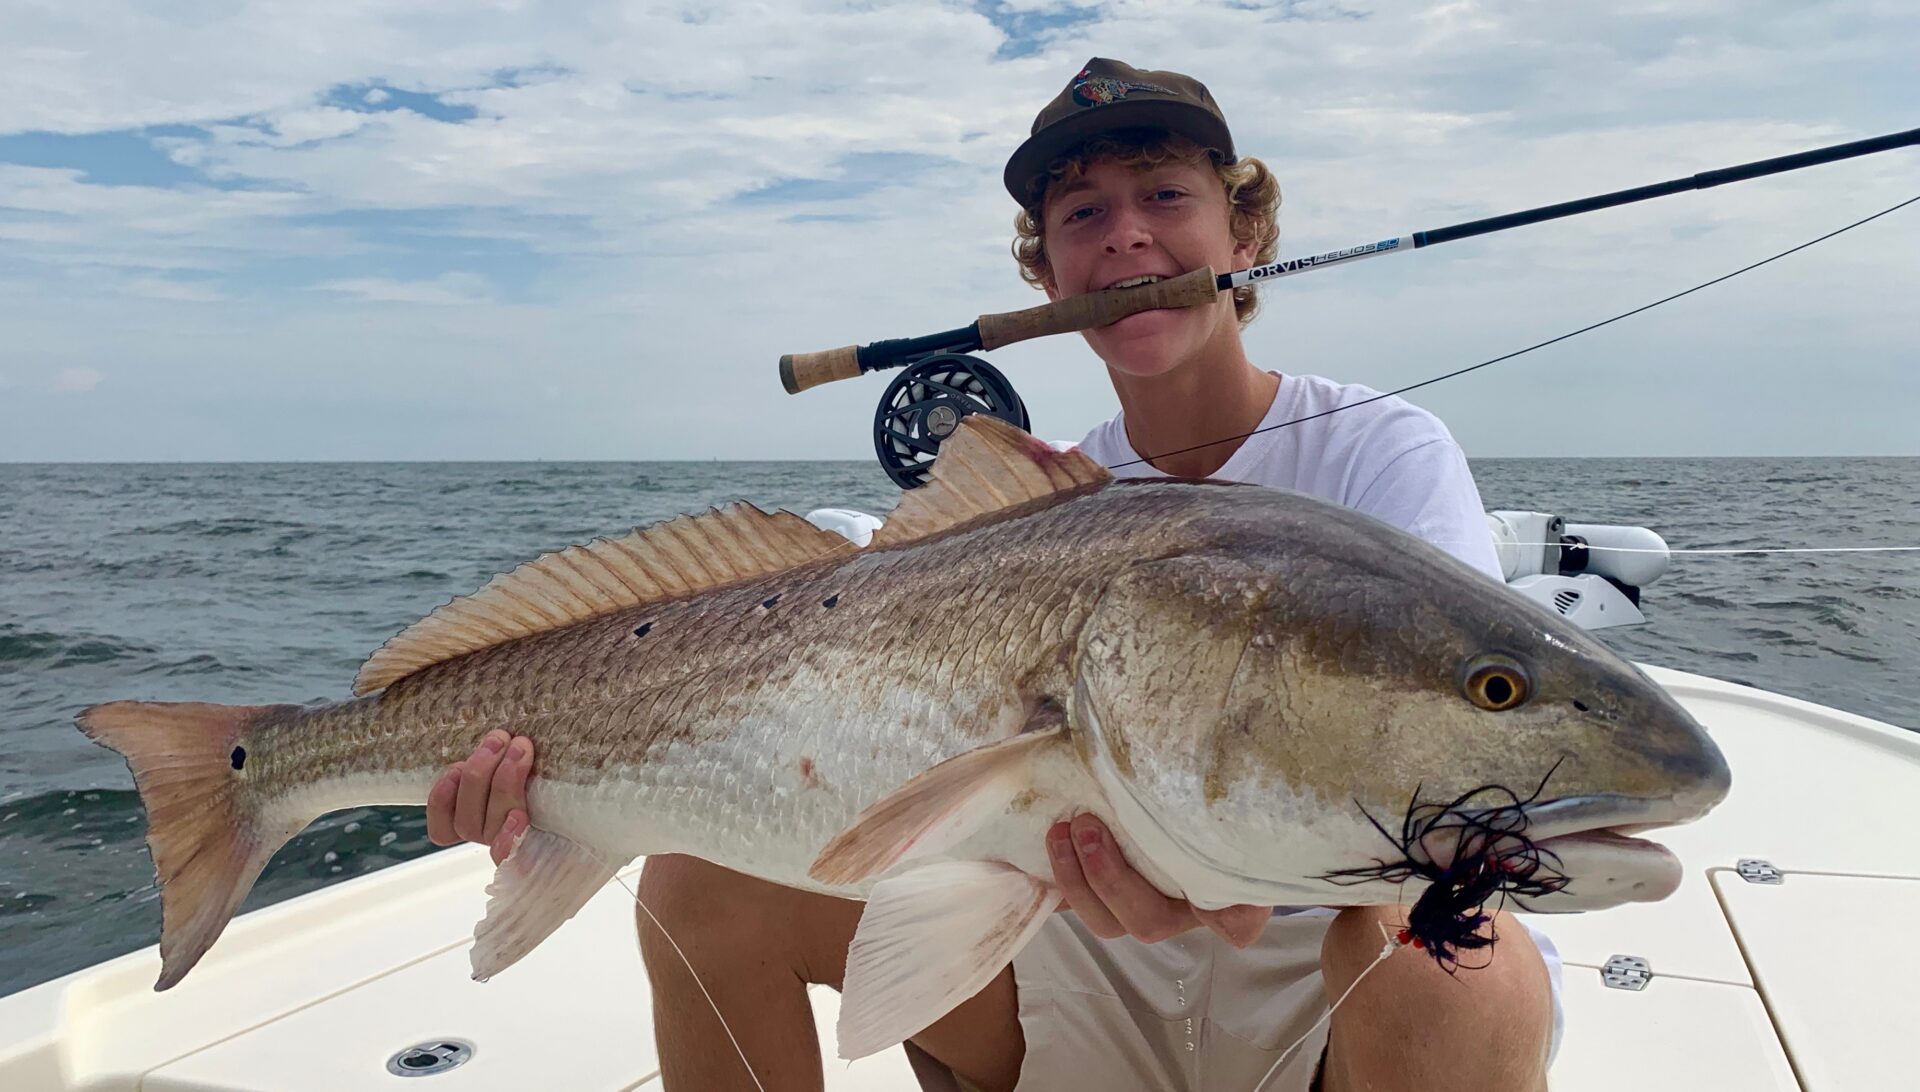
[1320,763,1571,972]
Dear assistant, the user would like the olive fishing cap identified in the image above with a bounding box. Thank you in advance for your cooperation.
[1003,57,1237,205]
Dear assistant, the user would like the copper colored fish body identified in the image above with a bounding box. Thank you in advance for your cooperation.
[77,417,1728,1058]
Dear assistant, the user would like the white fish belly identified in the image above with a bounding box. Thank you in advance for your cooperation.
[522,699,1110,897]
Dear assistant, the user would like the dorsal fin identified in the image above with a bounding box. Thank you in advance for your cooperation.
[870,416,1111,549]
[353,503,855,695]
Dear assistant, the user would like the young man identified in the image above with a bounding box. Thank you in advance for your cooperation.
[427,59,1561,1091]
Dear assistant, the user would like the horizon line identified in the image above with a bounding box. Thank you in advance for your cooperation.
[4,453,1919,467]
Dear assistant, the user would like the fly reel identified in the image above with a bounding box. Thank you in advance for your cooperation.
[872,353,1028,489]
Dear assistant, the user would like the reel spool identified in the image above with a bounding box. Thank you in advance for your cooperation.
[872,353,1028,489]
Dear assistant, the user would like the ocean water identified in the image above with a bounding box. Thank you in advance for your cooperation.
[2,458,1915,998]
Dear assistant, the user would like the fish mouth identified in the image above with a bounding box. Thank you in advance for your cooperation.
[1516,826,1684,910]
[1407,791,1707,869]
[1521,790,1718,844]
[1371,792,1713,912]
[1498,794,1713,910]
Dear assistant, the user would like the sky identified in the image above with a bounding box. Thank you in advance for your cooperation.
[0,0,1915,461]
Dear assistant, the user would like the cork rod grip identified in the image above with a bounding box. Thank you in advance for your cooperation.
[974,266,1219,350]
[779,345,863,394]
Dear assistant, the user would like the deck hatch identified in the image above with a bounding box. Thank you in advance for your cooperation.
[387,1038,473,1076]
[1715,870,1920,1089]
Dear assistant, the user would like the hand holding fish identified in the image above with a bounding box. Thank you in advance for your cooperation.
[425,729,536,865]
[1048,815,1270,948]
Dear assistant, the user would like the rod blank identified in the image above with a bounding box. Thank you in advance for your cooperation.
[1421,126,1920,248]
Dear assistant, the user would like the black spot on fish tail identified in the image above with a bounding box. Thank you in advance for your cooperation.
[633,622,652,638]
[822,594,839,609]
[230,746,246,771]
[761,595,781,610]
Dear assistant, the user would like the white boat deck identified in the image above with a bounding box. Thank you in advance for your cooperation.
[1,665,1914,1090]
[1520,666,1920,1091]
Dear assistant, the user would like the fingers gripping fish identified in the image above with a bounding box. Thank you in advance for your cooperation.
[76,416,1729,1060]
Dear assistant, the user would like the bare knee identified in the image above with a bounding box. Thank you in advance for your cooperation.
[635,854,861,987]
[1321,907,1549,1092]
[635,855,786,971]
[635,854,748,931]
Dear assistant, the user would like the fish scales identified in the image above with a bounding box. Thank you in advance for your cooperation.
[241,484,1200,883]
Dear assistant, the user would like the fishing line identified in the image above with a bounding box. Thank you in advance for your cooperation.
[1257,764,1569,1090]
[1111,192,1920,472]
[1651,545,1920,555]
[1252,923,1404,1092]
[615,872,769,1092]
[1445,541,1920,556]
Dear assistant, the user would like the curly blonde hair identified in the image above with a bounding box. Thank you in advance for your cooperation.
[1012,129,1280,325]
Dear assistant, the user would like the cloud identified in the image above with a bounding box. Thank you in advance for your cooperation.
[974,0,1103,59]
[316,272,492,304]
[124,276,226,302]
[49,366,105,393]
[246,107,373,148]
[0,1,1916,460]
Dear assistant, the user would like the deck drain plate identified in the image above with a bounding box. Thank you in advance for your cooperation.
[387,1039,474,1077]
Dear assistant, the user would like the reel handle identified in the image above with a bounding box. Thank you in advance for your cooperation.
[780,345,862,394]
[976,266,1220,348]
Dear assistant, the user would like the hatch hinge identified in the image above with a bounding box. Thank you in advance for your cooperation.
[1601,954,1653,991]
[1736,858,1784,885]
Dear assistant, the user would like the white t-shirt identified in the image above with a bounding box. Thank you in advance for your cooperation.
[1075,372,1503,581]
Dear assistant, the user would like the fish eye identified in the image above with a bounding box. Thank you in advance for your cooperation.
[1462,656,1530,711]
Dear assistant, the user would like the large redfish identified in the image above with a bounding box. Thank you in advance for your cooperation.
[78,416,1728,1059]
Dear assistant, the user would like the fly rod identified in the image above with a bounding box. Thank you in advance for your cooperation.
[779,125,1920,394]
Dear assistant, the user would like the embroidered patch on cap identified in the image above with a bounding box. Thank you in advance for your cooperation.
[1070,69,1173,108]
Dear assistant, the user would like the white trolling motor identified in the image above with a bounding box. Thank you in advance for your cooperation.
[1487,511,1670,630]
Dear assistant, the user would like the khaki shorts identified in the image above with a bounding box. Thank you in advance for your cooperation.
[984,909,1564,1092]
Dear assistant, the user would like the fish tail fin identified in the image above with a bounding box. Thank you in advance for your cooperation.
[77,700,305,991]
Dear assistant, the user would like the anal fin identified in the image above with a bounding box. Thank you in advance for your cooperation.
[470,827,624,982]
[837,861,1058,1060]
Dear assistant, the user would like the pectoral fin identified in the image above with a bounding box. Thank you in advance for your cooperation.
[470,827,624,982]
[836,860,1057,1060]
[809,714,1066,887]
